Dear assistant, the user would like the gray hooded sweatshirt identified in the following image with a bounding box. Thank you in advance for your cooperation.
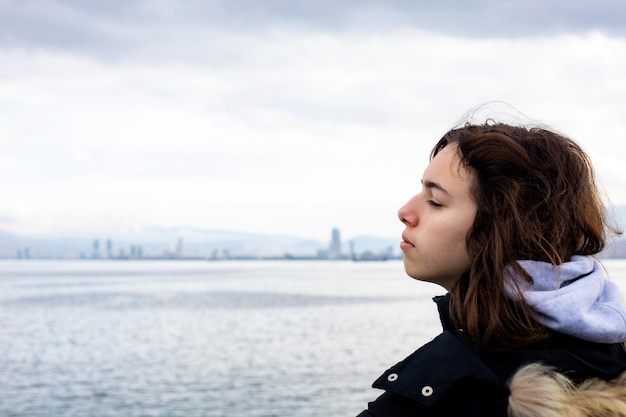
[506,255,626,343]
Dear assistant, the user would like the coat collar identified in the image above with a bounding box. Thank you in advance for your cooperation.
[433,294,455,330]
[370,296,626,410]
[372,331,503,407]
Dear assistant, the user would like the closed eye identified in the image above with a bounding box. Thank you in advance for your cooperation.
[427,200,442,208]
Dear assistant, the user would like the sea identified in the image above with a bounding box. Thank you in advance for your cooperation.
[1,259,626,417]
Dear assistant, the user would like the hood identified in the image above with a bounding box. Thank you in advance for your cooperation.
[505,255,626,343]
[508,362,626,417]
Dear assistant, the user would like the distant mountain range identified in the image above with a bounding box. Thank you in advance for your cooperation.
[0,226,400,260]
[1,205,625,260]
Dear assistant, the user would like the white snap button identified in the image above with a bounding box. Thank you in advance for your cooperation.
[387,373,398,382]
[421,385,433,397]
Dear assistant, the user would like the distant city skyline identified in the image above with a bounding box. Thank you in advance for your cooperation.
[3,226,403,260]
[5,222,626,260]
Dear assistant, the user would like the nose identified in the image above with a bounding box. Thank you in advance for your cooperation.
[398,196,418,227]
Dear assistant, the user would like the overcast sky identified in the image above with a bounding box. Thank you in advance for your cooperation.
[1,0,625,241]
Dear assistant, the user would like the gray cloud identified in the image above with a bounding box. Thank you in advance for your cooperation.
[2,0,626,239]
[1,0,625,62]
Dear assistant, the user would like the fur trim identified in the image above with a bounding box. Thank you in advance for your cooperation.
[508,363,626,417]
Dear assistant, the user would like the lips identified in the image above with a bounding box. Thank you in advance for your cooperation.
[400,233,415,249]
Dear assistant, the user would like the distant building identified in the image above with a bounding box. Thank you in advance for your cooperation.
[329,228,342,259]
[106,239,113,258]
[130,245,143,259]
[210,247,230,260]
[92,239,100,258]
[317,249,329,259]
[176,238,184,258]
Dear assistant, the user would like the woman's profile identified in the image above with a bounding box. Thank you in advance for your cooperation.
[356,108,626,416]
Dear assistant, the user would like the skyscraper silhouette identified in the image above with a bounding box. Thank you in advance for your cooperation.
[330,228,341,259]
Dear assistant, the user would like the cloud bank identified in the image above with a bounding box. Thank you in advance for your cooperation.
[0,0,625,240]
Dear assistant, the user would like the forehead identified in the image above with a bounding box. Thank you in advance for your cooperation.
[423,144,473,194]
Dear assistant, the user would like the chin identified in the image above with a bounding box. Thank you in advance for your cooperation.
[403,266,427,282]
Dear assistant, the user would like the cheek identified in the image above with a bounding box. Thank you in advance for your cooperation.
[436,218,472,244]
[440,219,473,260]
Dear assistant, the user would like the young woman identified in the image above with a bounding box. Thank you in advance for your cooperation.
[356,121,626,416]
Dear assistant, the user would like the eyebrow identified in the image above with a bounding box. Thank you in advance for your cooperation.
[422,179,450,196]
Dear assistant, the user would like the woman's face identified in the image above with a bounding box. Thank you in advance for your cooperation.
[398,143,477,290]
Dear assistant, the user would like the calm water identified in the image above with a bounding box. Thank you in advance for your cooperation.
[1,259,626,417]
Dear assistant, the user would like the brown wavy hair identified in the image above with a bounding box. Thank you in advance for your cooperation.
[432,122,617,350]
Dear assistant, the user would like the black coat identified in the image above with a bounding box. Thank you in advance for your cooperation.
[356,296,626,417]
